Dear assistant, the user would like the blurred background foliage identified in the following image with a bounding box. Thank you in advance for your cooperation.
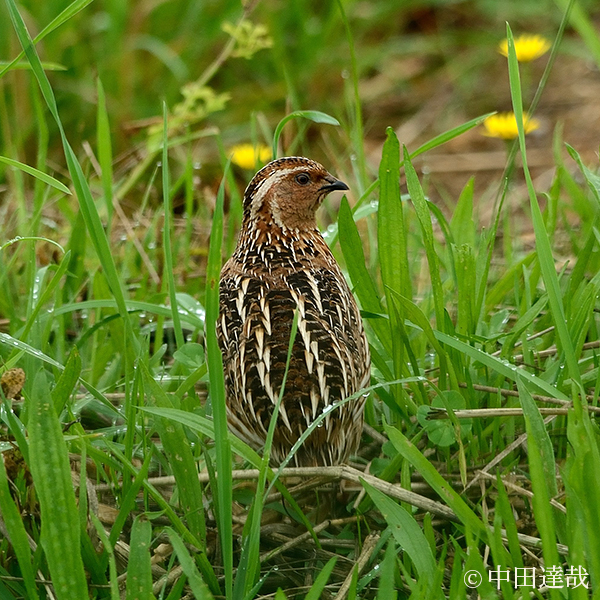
[2,0,598,173]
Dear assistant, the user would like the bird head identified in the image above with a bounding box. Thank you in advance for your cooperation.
[242,157,349,231]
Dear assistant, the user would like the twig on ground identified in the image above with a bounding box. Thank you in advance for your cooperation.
[333,532,380,600]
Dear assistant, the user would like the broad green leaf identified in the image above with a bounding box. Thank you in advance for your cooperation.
[338,196,391,353]
[28,370,88,598]
[378,128,410,301]
[403,146,445,331]
[0,459,39,599]
[126,517,154,600]
[173,343,205,369]
[417,390,472,448]
[363,481,437,584]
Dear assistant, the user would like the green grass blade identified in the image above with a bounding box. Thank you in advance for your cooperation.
[96,78,114,225]
[140,406,261,464]
[54,298,204,329]
[126,517,153,600]
[495,474,524,569]
[304,557,338,600]
[0,0,94,78]
[0,155,70,194]
[140,362,206,545]
[27,370,88,598]
[408,113,495,160]
[0,236,64,255]
[376,539,398,600]
[13,250,70,349]
[162,101,184,349]
[403,146,445,332]
[378,128,410,301]
[384,423,488,538]
[167,528,215,599]
[564,420,600,589]
[565,143,600,205]
[377,129,414,401]
[5,0,140,359]
[338,196,392,354]
[0,332,121,416]
[325,112,500,248]
[388,291,446,359]
[434,330,570,401]
[139,405,316,538]
[363,480,436,581]
[108,451,152,548]
[338,197,383,313]
[516,378,562,577]
[516,378,559,499]
[204,167,233,599]
[90,513,119,600]
[505,23,581,397]
[0,395,29,464]
[0,459,39,600]
[449,177,475,248]
[51,346,81,414]
[0,60,66,72]
[272,110,339,158]
[236,312,299,598]
[554,0,600,70]
[336,0,367,189]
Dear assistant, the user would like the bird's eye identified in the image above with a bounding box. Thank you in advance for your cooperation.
[295,173,311,185]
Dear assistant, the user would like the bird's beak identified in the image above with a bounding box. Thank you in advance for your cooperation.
[319,176,349,194]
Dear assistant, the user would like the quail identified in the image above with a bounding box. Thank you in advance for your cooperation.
[217,157,371,467]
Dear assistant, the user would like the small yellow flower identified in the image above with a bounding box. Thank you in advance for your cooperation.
[482,112,540,140]
[229,143,272,170]
[498,34,551,62]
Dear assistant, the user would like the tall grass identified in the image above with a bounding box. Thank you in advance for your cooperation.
[0,0,599,597]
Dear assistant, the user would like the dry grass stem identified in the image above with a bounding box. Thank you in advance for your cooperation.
[332,532,380,600]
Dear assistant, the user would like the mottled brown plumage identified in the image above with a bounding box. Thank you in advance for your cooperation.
[217,157,370,466]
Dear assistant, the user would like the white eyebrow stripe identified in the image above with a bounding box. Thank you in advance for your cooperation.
[247,166,311,220]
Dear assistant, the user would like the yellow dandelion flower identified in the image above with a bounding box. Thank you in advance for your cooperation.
[482,112,540,140]
[498,34,551,62]
[229,143,272,170]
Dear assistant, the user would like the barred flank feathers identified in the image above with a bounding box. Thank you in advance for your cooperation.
[217,157,370,467]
